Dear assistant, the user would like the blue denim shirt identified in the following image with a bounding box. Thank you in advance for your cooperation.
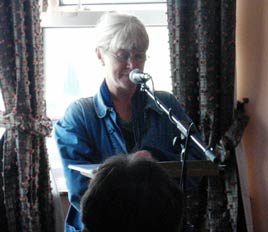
[54,82,205,232]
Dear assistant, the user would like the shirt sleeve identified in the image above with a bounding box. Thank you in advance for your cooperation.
[54,100,95,211]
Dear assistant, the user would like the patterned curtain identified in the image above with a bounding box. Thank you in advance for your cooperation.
[167,1,249,232]
[0,1,54,231]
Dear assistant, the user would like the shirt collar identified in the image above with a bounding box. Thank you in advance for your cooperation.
[100,80,113,107]
[94,81,163,118]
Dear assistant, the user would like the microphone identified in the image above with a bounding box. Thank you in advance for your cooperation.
[129,69,151,84]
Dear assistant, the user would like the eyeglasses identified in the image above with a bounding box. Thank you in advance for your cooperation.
[108,50,147,64]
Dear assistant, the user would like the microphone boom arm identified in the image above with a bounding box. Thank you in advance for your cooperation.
[140,83,218,164]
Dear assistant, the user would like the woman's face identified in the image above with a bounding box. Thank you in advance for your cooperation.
[98,48,146,95]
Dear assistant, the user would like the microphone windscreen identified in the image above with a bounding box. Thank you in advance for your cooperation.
[129,68,142,84]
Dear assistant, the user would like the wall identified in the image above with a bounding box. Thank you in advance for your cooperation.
[236,0,268,231]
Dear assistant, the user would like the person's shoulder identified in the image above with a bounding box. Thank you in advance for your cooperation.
[60,97,95,122]
[76,97,94,107]
[153,90,187,115]
[154,90,173,96]
[56,96,96,128]
[154,90,178,103]
[68,97,94,110]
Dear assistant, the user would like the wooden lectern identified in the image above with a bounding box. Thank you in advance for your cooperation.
[68,160,221,179]
[159,160,220,177]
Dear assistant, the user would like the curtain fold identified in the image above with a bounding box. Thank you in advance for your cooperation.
[167,1,249,231]
[0,1,54,231]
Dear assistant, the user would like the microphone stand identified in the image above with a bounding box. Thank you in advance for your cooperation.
[139,82,219,192]
[178,122,195,192]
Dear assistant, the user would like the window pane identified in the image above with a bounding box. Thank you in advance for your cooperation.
[44,27,171,120]
[44,28,103,120]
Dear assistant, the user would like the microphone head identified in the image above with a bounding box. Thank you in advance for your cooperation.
[130,68,142,75]
[129,68,142,83]
[129,69,150,84]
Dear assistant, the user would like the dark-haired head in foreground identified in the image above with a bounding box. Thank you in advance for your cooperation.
[80,154,184,232]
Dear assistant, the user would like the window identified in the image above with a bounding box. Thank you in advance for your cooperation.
[60,0,166,4]
[42,2,172,192]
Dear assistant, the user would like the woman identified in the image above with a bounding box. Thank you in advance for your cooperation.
[54,12,204,231]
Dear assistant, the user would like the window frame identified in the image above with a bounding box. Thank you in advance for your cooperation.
[41,8,168,28]
[59,0,166,6]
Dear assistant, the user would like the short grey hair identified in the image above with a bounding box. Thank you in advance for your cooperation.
[95,12,149,52]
